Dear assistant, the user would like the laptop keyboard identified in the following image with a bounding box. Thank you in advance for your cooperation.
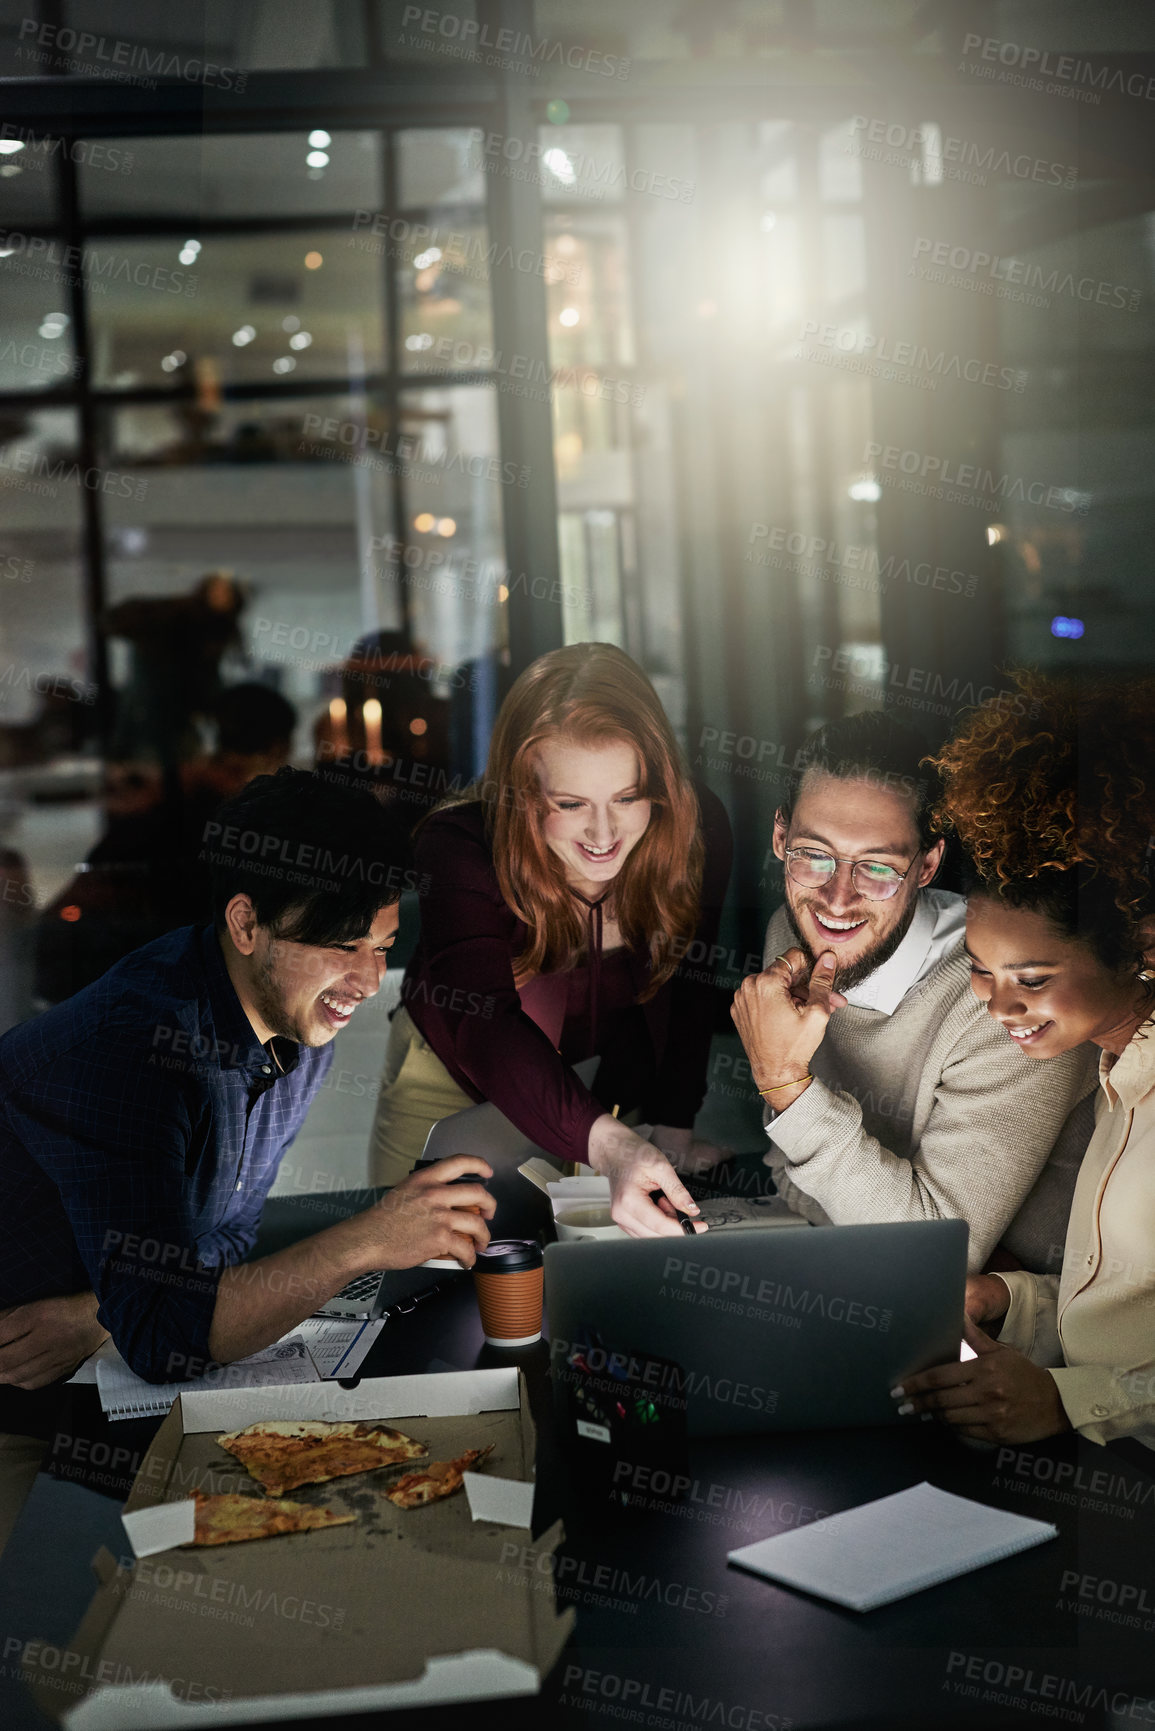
[334,1272,384,1301]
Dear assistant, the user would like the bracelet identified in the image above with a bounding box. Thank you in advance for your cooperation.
[756,1074,812,1097]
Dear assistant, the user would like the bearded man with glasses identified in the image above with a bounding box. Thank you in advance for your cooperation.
[731,713,1096,1274]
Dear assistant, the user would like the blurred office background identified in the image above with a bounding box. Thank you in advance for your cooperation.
[1,0,1153,1169]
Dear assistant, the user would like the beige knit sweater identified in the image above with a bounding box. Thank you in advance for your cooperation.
[761,904,1099,1272]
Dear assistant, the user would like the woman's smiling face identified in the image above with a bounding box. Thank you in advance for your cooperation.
[535,735,652,893]
[965,894,1149,1058]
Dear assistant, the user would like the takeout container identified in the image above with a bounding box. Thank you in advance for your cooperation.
[518,1159,626,1242]
[29,1369,572,1727]
[554,1205,625,1242]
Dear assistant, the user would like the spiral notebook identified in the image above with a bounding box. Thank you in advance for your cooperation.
[727,1482,1057,1611]
[95,1336,320,1421]
[89,1319,386,1420]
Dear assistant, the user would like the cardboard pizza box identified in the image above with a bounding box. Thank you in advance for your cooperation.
[28,1368,573,1727]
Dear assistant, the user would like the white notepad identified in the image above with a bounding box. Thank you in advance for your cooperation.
[727,1481,1057,1611]
[76,1319,386,1417]
[95,1335,321,1421]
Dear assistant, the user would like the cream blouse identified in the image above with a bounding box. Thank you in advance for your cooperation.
[998,1016,1155,1448]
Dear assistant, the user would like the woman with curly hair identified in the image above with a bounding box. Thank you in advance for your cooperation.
[894,671,1155,1448]
[368,643,733,1237]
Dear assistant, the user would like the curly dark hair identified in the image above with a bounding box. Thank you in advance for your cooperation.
[929,669,1155,972]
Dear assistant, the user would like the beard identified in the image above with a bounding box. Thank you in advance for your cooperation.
[785,892,921,993]
[252,945,312,1046]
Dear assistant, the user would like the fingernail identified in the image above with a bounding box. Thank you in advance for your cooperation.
[889,1385,905,1398]
[897,1401,914,1416]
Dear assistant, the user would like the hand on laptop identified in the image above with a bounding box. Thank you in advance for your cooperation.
[731,947,848,1111]
[587,1115,705,1238]
[0,1292,109,1389]
[891,1317,1071,1444]
[358,1155,495,1270]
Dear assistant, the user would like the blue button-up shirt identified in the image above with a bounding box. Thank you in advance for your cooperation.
[0,923,332,1380]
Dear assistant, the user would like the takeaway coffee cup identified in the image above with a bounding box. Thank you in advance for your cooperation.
[473,1239,544,1346]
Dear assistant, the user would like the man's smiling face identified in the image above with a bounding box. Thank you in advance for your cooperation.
[773,770,944,991]
[234,901,400,1047]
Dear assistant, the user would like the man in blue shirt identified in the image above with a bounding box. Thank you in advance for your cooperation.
[0,769,493,1386]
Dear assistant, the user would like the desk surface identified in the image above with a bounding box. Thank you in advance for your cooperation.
[2,1277,1154,1731]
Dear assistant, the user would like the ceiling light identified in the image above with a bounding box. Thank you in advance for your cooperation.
[272,356,296,373]
[543,147,576,185]
[413,247,442,270]
[558,307,580,327]
[304,251,323,269]
[231,325,256,346]
[413,512,435,533]
[306,150,329,169]
[436,518,456,536]
[308,129,331,149]
[848,479,881,502]
[160,350,187,372]
[0,140,25,155]
[282,315,300,332]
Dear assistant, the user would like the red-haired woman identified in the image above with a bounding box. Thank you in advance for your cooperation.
[369,643,733,1236]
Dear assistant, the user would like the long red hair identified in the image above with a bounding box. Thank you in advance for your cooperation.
[477,643,704,996]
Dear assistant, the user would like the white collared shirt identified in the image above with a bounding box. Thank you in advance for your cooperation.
[839,888,966,1016]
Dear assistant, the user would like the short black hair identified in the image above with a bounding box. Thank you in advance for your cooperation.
[779,712,941,850]
[213,683,297,756]
[203,767,412,946]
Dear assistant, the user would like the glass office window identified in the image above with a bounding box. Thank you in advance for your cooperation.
[0,409,88,725]
[994,188,1155,673]
[397,222,495,375]
[396,385,506,669]
[79,131,382,221]
[396,130,485,207]
[0,132,67,225]
[63,0,367,71]
[0,260,79,392]
[100,393,395,738]
[84,231,385,391]
[544,212,634,371]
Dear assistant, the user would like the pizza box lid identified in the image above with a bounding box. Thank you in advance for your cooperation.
[27,1368,573,1727]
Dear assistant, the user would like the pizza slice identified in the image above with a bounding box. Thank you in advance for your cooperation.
[383,1444,496,1510]
[186,1491,355,1547]
[216,1419,427,1497]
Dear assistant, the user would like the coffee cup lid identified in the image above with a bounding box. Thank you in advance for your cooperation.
[474,1238,543,1271]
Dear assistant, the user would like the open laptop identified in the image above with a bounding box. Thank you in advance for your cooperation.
[546,1218,967,1437]
[315,1058,600,1316]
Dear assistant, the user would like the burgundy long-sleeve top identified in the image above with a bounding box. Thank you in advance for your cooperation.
[399,786,733,1165]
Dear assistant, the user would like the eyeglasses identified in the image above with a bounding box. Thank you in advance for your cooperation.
[784,847,919,902]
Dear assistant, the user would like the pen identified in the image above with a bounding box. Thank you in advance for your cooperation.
[653,1189,698,1235]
